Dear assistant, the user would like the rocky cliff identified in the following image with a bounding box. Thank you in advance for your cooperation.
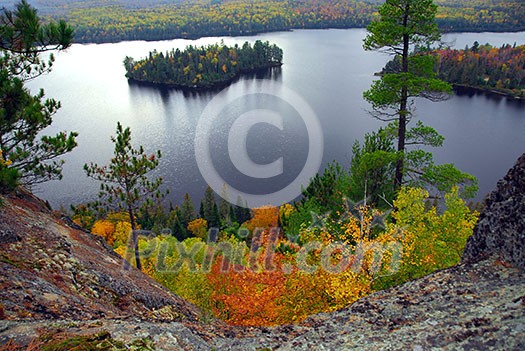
[462,153,525,270]
[1,155,524,350]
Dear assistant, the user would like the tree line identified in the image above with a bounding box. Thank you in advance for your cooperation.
[382,43,525,99]
[124,40,283,89]
[27,0,525,43]
[437,42,525,98]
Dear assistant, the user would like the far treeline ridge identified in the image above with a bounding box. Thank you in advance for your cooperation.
[23,0,525,43]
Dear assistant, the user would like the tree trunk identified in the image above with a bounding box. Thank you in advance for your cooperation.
[128,206,142,271]
[394,8,411,192]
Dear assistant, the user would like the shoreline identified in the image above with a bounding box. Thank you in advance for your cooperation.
[126,64,283,92]
[71,27,525,45]
[452,84,525,101]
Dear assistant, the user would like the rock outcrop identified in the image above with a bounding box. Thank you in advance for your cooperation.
[1,257,523,350]
[0,189,202,323]
[462,153,525,270]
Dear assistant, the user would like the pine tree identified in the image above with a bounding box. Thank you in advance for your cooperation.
[168,206,188,240]
[362,0,477,198]
[84,122,166,270]
[0,0,77,190]
[180,192,196,226]
[219,184,232,226]
[363,0,449,191]
[201,185,217,225]
[234,195,251,225]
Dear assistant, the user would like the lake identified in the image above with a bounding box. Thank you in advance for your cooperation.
[29,29,525,208]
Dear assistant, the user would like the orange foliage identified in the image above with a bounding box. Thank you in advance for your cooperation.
[206,228,372,326]
[244,206,279,233]
[208,257,287,326]
[91,220,115,245]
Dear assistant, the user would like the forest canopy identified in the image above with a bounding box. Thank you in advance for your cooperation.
[382,43,525,98]
[124,40,283,89]
[436,43,525,98]
[1,0,522,43]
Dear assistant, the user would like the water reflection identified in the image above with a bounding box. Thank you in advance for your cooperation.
[127,66,282,101]
[453,85,524,106]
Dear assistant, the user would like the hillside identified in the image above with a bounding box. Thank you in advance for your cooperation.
[0,189,204,324]
[1,155,524,349]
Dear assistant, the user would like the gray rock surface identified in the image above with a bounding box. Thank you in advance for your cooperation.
[0,189,203,323]
[462,153,525,269]
[1,257,523,350]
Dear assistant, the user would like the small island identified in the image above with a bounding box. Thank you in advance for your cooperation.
[124,40,283,89]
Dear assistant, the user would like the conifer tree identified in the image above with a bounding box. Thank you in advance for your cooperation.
[0,0,77,190]
[84,122,166,270]
[363,0,477,198]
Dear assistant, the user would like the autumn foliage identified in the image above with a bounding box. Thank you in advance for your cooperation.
[187,218,208,240]
[243,205,280,233]
[50,0,525,44]
[436,43,525,97]
[90,213,132,248]
[104,187,478,327]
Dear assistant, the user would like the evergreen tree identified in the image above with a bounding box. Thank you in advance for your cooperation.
[234,195,251,225]
[363,0,449,191]
[210,202,220,228]
[199,201,205,219]
[219,184,232,226]
[84,122,166,270]
[299,161,350,217]
[168,206,188,240]
[362,0,477,198]
[349,128,397,208]
[180,192,196,226]
[0,0,77,190]
[201,185,217,224]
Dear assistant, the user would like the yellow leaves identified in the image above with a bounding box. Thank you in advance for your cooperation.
[279,203,295,218]
[386,187,480,281]
[187,218,208,240]
[222,63,227,73]
[113,221,132,248]
[132,62,145,71]
[91,213,131,248]
[0,149,12,167]
[91,220,115,246]
[106,186,479,327]
[323,269,370,310]
[113,245,127,259]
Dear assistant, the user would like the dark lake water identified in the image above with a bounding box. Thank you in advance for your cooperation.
[29,29,525,208]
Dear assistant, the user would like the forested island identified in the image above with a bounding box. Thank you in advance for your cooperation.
[124,40,283,89]
[26,0,525,43]
[437,43,525,99]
